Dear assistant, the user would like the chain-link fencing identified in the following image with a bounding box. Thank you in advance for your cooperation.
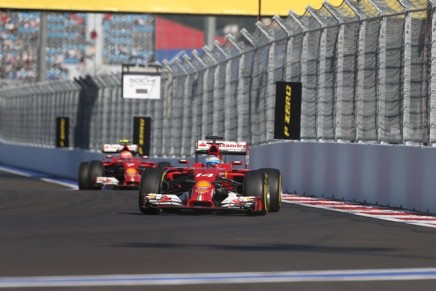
[1,1,436,157]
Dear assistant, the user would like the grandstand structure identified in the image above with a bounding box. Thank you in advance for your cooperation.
[0,11,39,80]
[0,11,223,81]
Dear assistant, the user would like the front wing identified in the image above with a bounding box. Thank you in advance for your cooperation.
[96,177,140,190]
[142,193,263,214]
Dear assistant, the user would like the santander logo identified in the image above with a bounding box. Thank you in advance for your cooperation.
[218,142,246,149]
[197,140,247,149]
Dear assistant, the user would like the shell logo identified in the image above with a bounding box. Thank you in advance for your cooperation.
[126,168,137,175]
[196,180,212,191]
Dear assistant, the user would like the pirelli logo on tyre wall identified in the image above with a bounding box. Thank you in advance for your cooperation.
[133,117,151,156]
[56,117,69,148]
[274,82,302,140]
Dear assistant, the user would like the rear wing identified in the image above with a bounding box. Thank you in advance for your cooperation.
[195,140,248,156]
[103,144,138,154]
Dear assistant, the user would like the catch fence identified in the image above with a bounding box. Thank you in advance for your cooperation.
[0,0,435,157]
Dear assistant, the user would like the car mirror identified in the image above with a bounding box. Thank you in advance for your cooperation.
[232,161,243,165]
[179,159,189,165]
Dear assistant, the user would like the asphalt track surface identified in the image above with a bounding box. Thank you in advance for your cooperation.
[1,169,436,290]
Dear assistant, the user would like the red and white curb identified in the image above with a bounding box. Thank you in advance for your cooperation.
[282,194,436,229]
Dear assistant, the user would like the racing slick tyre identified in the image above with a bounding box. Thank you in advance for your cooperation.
[139,168,163,215]
[258,168,282,212]
[78,162,90,190]
[89,160,104,190]
[243,170,269,216]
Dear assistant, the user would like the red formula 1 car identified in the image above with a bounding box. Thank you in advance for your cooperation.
[138,136,282,215]
[78,140,171,190]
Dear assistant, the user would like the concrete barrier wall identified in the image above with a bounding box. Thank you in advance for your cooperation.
[0,141,182,180]
[250,141,436,214]
[0,142,102,180]
[1,140,435,214]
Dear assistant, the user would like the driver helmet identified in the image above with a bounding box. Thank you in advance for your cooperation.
[120,150,133,160]
[204,155,221,168]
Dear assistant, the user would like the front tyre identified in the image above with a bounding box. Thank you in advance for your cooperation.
[89,160,104,190]
[78,162,90,190]
[139,168,164,215]
[259,168,282,212]
[243,170,269,216]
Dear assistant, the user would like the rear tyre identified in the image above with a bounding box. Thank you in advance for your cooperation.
[243,170,269,216]
[89,160,104,190]
[139,168,164,215]
[78,162,90,190]
[259,168,281,212]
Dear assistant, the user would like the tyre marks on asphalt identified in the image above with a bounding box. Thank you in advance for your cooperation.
[282,194,436,229]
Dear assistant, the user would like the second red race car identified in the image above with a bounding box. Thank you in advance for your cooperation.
[138,136,282,215]
[78,140,171,190]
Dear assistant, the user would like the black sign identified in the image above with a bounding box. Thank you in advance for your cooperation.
[133,117,151,156]
[274,82,302,140]
[56,117,69,147]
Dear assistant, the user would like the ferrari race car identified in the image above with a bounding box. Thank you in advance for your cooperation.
[78,140,171,190]
[138,136,282,215]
